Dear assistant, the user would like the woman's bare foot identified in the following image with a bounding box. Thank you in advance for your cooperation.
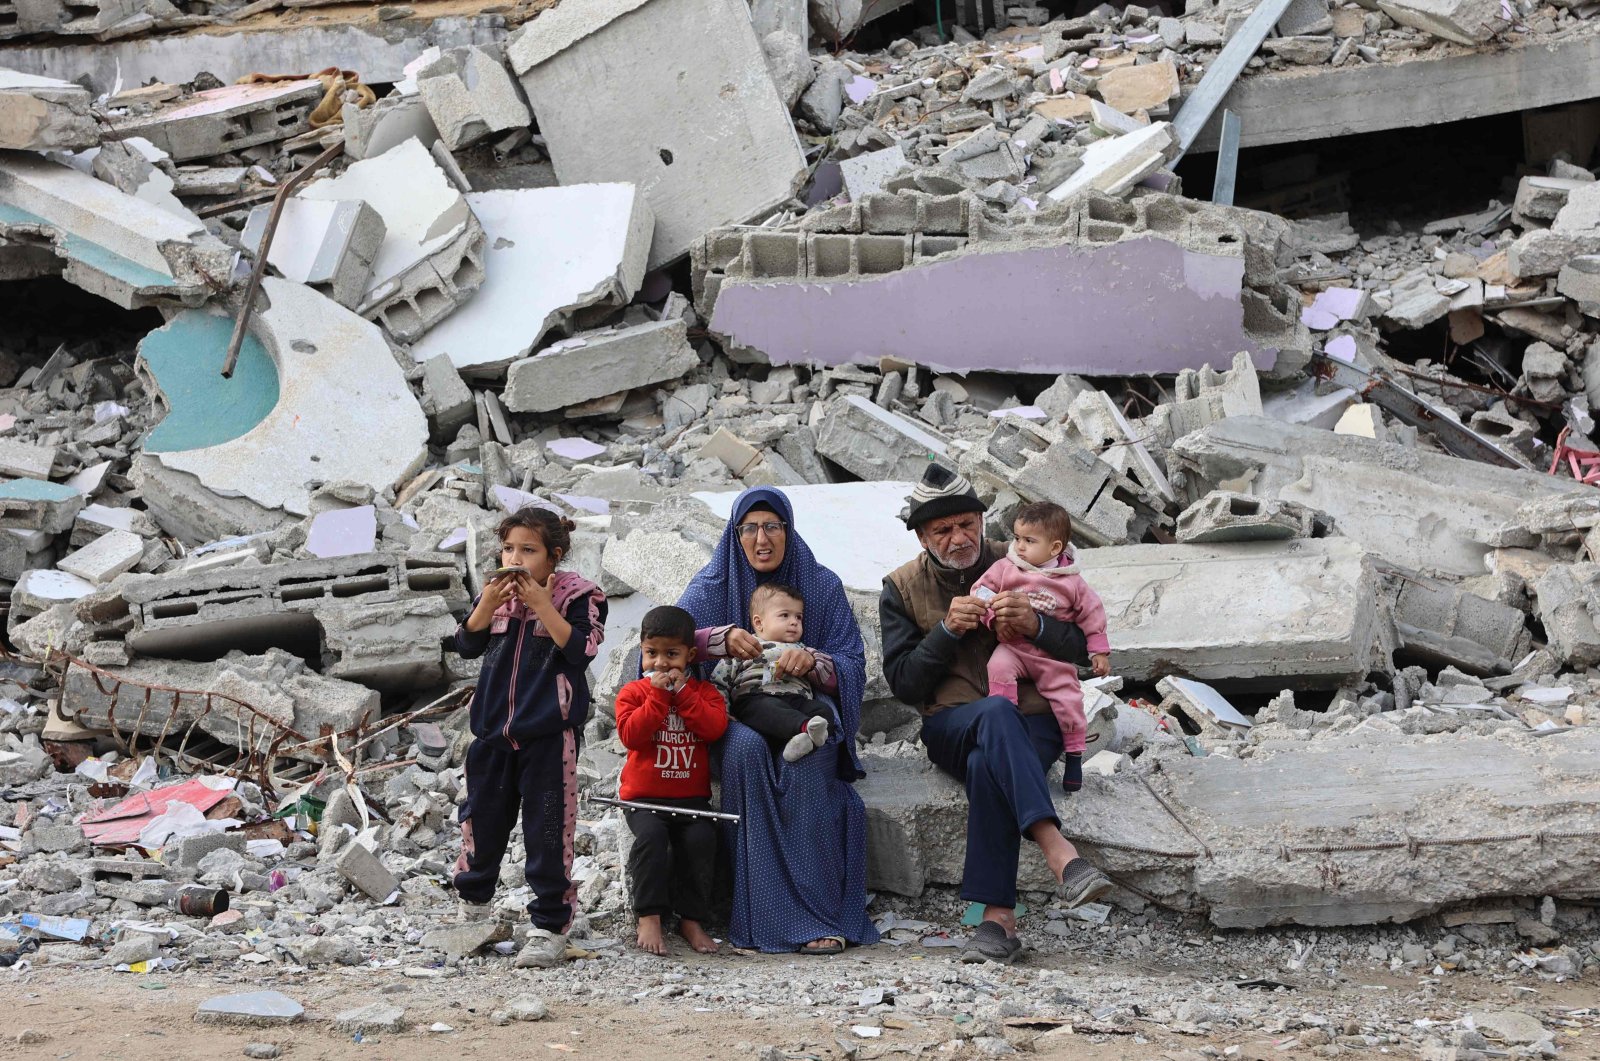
[678,920,719,954]
[636,915,668,956]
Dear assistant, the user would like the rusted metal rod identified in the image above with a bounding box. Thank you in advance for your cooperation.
[221,140,344,379]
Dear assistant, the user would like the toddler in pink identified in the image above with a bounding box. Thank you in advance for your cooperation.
[973,502,1111,760]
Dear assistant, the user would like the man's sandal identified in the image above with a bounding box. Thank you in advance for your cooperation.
[800,935,846,955]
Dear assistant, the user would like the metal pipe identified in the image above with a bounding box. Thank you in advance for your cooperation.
[590,796,740,823]
[221,140,344,379]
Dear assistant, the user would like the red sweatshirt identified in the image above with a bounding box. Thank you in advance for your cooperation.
[615,677,728,800]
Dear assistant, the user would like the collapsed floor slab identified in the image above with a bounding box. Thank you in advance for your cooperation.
[1171,416,1576,577]
[506,0,805,270]
[0,148,233,308]
[133,278,429,542]
[60,648,376,762]
[409,184,653,377]
[859,727,1600,928]
[0,13,504,92]
[697,191,1306,376]
[1074,537,1389,689]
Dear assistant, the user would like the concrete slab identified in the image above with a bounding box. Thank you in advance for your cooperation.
[0,150,234,309]
[196,990,305,1026]
[0,438,56,479]
[318,595,456,691]
[502,318,696,414]
[1171,416,1574,577]
[135,278,428,541]
[409,183,653,376]
[840,144,909,202]
[1186,27,1600,153]
[1074,537,1388,689]
[1046,121,1179,202]
[298,138,485,343]
[860,728,1600,928]
[0,68,96,150]
[506,0,805,269]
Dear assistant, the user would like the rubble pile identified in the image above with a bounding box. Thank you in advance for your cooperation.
[0,0,1596,1013]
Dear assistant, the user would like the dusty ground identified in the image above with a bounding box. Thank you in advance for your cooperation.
[4,942,1595,1061]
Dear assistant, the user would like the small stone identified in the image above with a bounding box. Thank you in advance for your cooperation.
[506,995,549,1022]
[1515,918,1560,946]
[16,1030,47,1045]
[420,919,512,958]
[105,934,160,966]
[243,1046,281,1060]
[1469,1010,1547,1045]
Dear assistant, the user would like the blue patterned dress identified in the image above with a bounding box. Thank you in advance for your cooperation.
[677,487,879,952]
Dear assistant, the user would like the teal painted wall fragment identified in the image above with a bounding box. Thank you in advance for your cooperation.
[140,310,279,454]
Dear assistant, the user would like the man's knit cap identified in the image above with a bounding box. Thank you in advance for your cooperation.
[902,462,985,529]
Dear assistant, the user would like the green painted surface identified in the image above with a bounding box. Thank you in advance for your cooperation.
[0,478,75,501]
[140,311,279,454]
[0,202,176,292]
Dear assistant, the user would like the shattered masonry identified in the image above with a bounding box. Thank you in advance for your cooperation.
[0,0,1598,1010]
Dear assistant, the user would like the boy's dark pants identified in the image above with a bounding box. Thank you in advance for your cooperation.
[624,797,717,922]
[454,731,578,933]
[730,692,827,755]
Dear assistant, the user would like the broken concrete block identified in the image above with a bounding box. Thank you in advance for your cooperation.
[410,183,653,376]
[963,418,1140,547]
[506,0,806,269]
[336,840,399,901]
[318,595,456,692]
[503,319,697,414]
[1388,566,1531,674]
[1158,675,1251,732]
[1045,122,1177,203]
[106,79,324,161]
[135,278,429,542]
[1172,416,1572,577]
[1533,563,1600,668]
[343,93,440,161]
[1515,176,1587,221]
[1382,271,1451,329]
[241,198,386,311]
[298,138,486,343]
[0,477,82,533]
[1275,0,1333,35]
[62,649,376,760]
[815,394,952,482]
[0,151,234,309]
[1507,228,1584,279]
[114,551,465,660]
[421,353,474,437]
[1376,0,1502,42]
[58,530,144,584]
[415,45,530,150]
[1076,537,1388,689]
[0,68,97,150]
[1176,491,1332,543]
[1094,60,1179,114]
[1552,181,1600,240]
[420,919,511,957]
[1557,255,1600,317]
[840,144,909,202]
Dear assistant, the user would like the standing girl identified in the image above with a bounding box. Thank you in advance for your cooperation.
[452,506,607,968]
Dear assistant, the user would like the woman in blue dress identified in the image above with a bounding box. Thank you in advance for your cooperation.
[676,486,879,954]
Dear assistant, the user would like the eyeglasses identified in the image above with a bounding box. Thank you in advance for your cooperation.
[736,521,787,539]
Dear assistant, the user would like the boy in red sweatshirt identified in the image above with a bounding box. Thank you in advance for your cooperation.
[614,605,728,956]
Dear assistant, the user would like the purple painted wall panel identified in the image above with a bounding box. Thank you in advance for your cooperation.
[709,236,1279,375]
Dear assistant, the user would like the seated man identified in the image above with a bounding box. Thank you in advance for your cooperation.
[879,464,1113,964]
